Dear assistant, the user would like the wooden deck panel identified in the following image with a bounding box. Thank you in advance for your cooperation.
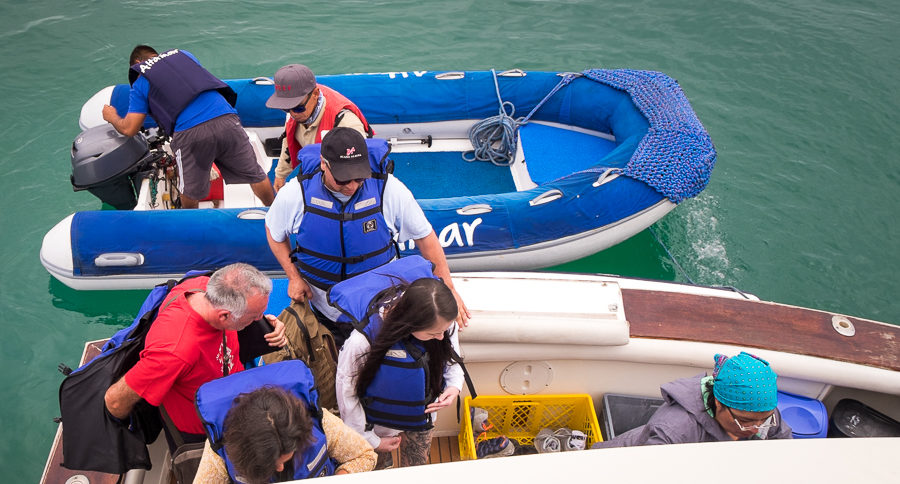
[622,289,900,371]
[448,436,461,462]
[390,436,460,467]
[428,435,460,464]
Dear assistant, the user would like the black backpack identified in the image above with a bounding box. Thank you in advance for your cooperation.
[57,270,297,475]
[57,273,202,474]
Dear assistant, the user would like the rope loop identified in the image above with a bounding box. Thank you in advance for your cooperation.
[464,69,575,167]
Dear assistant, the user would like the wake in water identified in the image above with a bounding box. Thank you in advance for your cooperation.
[654,193,731,286]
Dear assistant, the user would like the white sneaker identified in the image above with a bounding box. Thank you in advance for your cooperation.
[564,429,587,451]
[534,428,561,453]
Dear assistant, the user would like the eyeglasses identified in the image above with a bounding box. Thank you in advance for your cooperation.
[726,406,777,431]
[282,92,313,114]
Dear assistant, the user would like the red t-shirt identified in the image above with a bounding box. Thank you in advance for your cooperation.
[124,276,244,434]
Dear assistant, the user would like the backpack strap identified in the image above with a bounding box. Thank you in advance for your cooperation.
[450,347,478,422]
[160,404,185,450]
[282,305,306,362]
[221,331,229,377]
[449,347,477,399]
[333,109,375,139]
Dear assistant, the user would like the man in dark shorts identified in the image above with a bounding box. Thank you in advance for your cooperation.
[102,45,275,208]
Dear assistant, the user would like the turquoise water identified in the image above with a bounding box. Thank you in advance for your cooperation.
[1,0,898,479]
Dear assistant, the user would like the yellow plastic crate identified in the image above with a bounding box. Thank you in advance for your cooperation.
[459,394,603,460]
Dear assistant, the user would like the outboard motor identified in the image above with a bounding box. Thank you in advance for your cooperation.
[70,125,150,210]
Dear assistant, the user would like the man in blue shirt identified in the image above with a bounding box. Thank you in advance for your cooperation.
[102,45,274,208]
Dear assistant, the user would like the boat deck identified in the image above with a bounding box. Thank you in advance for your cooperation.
[428,436,462,464]
[388,436,461,467]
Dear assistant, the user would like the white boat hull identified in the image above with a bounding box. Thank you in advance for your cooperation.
[42,272,900,483]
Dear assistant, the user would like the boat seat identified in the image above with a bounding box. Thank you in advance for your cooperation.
[518,123,617,185]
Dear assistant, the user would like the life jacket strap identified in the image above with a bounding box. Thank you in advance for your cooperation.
[303,204,383,222]
[364,407,432,424]
[366,395,431,406]
[293,241,395,265]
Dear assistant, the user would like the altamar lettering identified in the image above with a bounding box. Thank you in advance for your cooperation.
[139,49,180,73]
[399,218,483,251]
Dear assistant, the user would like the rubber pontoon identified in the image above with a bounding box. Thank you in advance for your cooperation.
[41,69,716,290]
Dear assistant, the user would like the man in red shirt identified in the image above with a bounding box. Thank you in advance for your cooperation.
[104,263,287,446]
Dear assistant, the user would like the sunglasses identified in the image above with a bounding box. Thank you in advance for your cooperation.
[726,406,777,432]
[322,159,365,186]
[333,177,365,186]
[282,92,314,114]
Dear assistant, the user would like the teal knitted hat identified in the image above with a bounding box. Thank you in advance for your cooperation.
[712,352,778,412]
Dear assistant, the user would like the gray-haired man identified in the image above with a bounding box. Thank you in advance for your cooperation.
[104,263,287,448]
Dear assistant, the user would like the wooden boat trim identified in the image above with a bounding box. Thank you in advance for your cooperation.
[622,288,900,372]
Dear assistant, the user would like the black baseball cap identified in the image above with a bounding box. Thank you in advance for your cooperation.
[320,128,371,181]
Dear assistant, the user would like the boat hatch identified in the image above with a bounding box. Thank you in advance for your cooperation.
[456,275,628,346]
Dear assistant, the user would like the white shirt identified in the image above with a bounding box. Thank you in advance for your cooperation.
[335,323,464,448]
[265,174,433,320]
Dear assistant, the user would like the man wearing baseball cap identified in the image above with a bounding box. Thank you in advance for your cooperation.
[265,127,469,346]
[102,45,275,208]
[266,64,374,193]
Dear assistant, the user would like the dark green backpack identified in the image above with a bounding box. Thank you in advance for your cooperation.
[262,300,339,412]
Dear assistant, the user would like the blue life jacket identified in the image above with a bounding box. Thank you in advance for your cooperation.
[57,270,210,474]
[129,49,236,135]
[290,139,398,291]
[196,361,336,482]
[328,256,440,431]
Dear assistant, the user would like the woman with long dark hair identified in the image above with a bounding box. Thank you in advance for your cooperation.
[334,264,463,469]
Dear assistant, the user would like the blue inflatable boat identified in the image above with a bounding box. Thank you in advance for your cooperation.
[41,68,716,290]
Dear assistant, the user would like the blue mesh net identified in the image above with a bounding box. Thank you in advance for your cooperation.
[583,69,716,203]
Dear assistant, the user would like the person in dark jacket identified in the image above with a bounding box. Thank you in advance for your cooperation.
[594,351,792,448]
